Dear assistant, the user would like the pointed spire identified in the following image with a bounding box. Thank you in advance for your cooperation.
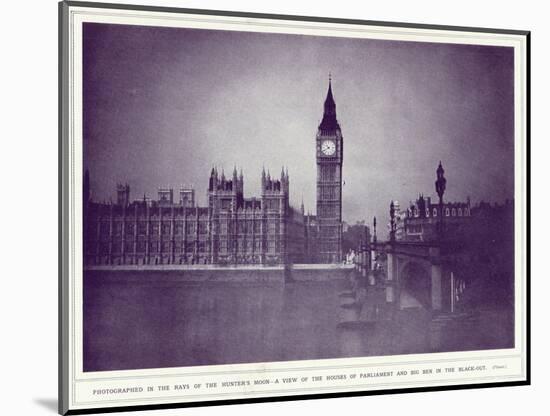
[437,161,445,177]
[326,72,334,105]
[319,74,339,131]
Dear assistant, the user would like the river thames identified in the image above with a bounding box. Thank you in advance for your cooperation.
[83,270,513,372]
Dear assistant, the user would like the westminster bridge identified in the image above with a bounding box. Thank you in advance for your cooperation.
[355,239,470,313]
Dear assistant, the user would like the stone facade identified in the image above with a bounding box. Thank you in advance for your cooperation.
[83,168,305,266]
[402,195,472,242]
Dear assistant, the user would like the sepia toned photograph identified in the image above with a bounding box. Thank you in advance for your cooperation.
[82,21,515,371]
[59,2,529,414]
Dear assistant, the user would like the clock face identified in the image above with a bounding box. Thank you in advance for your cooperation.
[321,140,336,156]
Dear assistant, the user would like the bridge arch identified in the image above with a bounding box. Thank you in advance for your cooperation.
[398,259,432,309]
[386,245,445,311]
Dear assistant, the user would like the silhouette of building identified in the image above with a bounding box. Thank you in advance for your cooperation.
[83,167,305,266]
[306,77,344,263]
[83,79,348,266]
[402,194,472,241]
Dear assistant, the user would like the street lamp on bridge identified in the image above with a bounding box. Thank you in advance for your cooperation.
[389,201,396,242]
[435,161,447,239]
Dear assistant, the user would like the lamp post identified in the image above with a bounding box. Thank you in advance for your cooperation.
[372,216,377,270]
[435,161,446,240]
[389,201,396,243]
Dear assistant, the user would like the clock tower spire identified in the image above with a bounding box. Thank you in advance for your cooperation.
[315,75,343,263]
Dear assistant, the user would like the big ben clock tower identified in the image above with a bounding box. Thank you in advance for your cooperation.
[315,76,343,263]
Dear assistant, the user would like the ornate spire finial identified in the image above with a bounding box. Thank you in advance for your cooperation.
[320,73,338,131]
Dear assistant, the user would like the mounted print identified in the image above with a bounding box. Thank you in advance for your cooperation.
[59,1,530,414]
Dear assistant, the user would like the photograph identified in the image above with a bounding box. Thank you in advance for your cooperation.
[82,20,515,372]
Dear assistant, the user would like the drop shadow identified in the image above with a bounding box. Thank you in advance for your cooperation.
[34,398,58,413]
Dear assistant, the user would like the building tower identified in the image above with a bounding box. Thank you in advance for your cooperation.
[261,167,289,265]
[116,183,130,207]
[315,75,343,263]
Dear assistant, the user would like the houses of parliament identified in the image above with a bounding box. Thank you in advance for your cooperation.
[83,79,344,266]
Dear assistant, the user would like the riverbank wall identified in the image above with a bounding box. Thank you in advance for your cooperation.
[84,264,355,283]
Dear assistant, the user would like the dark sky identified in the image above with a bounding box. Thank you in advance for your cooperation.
[83,22,514,225]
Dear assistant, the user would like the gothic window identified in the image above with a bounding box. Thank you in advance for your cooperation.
[320,165,336,181]
[124,241,133,252]
[186,222,195,234]
[320,186,335,199]
[174,223,183,235]
[112,222,122,236]
[198,222,208,234]
[161,222,171,235]
[136,241,146,253]
[100,222,110,237]
[321,205,335,217]
[465,208,470,216]
[161,242,170,252]
[265,199,279,210]
[452,208,456,216]
[445,208,450,216]
[151,222,159,234]
[138,222,147,236]
[458,208,463,216]
[185,242,195,252]
[239,221,247,233]
[425,209,430,217]
[220,222,228,234]
[433,208,438,217]
[221,199,231,210]
[125,222,135,236]
[198,241,206,252]
[149,241,159,253]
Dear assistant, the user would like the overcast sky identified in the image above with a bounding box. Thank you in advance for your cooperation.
[83,22,514,226]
